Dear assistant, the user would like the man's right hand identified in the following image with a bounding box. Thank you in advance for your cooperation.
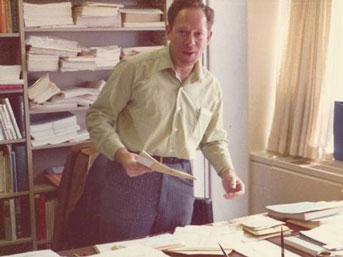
[114,148,152,177]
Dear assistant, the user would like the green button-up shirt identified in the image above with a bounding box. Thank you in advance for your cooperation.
[86,46,233,174]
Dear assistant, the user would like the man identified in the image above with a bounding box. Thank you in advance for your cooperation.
[83,0,244,244]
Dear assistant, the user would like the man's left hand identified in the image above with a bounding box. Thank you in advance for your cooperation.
[220,168,245,199]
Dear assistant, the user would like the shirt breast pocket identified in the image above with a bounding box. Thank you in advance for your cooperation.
[193,108,212,141]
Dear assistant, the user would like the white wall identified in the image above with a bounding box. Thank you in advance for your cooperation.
[208,0,249,221]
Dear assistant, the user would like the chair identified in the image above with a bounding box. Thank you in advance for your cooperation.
[191,197,214,225]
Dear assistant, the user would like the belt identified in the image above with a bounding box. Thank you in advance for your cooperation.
[130,150,188,164]
[152,155,188,164]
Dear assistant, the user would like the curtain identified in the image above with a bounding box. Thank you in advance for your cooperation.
[267,0,332,159]
[310,0,343,159]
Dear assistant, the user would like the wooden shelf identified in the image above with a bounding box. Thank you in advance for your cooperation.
[0,191,29,200]
[0,138,26,145]
[32,141,87,151]
[33,183,57,194]
[24,26,165,32]
[0,33,20,38]
[0,89,24,94]
[30,106,89,114]
[0,237,32,247]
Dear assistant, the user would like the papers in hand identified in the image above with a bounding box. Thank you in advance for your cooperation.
[136,151,195,180]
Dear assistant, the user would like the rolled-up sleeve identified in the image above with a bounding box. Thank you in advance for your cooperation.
[199,92,234,175]
[86,60,134,160]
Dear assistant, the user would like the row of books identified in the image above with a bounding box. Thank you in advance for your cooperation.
[0,97,24,140]
[0,198,30,241]
[35,194,57,241]
[0,65,23,88]
[25,35,162,72]
[0,144,27,194]
[23,1,164,29]
[0,0,18,33]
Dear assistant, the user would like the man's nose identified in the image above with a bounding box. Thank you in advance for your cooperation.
[185,33,195,46]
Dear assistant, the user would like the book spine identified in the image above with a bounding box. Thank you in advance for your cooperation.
[3,199,17,240]
[9,95,26,138]
[13,145,27,191]
[4,0,12,33]
[5,98,22,139]
[10,0,18,33]
[0,0,8,33]
[35,194,47,241]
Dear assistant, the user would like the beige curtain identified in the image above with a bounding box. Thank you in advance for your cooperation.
[267,0,332,159]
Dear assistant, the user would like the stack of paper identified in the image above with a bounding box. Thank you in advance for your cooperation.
[121,45,164,57]
[239,214,291,239]
[0,65,23,89]
[287,212,343,229]
[28,74,61,104]
[90,245,169,257]
[60,56,96,72]
[120,8,165,28]
[26,35,81,58]
[26,36,81,72]
[89,45,121,70]
[2,249,60,257]
[266,201,343,221]
[73,2,123,28]
[23,2,74,28]
[30,112,82,147]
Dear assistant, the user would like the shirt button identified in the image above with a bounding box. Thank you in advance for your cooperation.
[174,127,178,132]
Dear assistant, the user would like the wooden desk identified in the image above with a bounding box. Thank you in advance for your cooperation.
[57,223,312,257]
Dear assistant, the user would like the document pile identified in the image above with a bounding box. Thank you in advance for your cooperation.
[23,2,74,28]
[120,8,164,28]
[2,249,60,257]
[266,201,343,221]
[284,221,343,256]
[72,2,123,28]
[91,245,169,257]
[0,65,23,86]
[239,214,291,239]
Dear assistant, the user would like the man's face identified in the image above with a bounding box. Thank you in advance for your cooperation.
[166,8,212,69]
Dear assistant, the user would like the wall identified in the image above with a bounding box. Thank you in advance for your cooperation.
[248,0,282,152]
[208,0,249,221]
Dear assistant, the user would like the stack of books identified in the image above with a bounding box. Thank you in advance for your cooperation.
[23,1,73,28]
[89,45,121,70]
[59,55,96,72]
[26,35,81,72]
[266,201,343,221]
[0,65,23,90]
[121,45,164,57]
[239,214,291,239]
[0,0,19,33]
[120,8,165,28]
[30,112,82,147]
[72,1,123,28]
[0,98,22,140]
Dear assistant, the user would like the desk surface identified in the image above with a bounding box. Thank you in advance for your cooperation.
[57,223,312,257]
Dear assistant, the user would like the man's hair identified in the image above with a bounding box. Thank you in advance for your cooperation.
[167,0,214,30]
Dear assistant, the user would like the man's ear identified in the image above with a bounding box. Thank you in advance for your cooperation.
[166,24,172,39]
[206,30,213,45]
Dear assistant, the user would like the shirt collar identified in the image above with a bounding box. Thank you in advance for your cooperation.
[157,45,204,83]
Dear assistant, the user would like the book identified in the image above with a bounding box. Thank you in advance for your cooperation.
[13,145,28,191]
[137,151,196,180]
[8,95,26,137]
[266,201,343,221]
[284,236,328,256]
[0,98,22,139]
[287,212,343,229]
[3,199,17,240]
[35,194,47,240]
[0,0,8,33]
[0,84,23,90]
[45,166,63,187]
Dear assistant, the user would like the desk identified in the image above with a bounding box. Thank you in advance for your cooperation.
[57,223,312,257]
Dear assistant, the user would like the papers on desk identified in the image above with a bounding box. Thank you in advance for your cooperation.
[266,201,343,220]
[234,240,301,257]
[94,233,182,253]
[89,245,169,257]
[2,249,59,257]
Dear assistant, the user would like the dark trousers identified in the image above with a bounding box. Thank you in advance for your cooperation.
[68,154,194,247]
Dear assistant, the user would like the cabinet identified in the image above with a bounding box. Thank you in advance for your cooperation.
[0,0,169,254]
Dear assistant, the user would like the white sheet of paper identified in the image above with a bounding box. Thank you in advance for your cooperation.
[89,245,169,257]
[266,201,343,214]
[3,250,60,257]
[234,240,301,257]
[239,214,285,230]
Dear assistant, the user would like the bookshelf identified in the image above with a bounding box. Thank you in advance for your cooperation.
[0,0,169,254]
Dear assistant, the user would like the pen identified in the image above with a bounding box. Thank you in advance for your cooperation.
[281,226,285,257]
[218,242,229,257]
